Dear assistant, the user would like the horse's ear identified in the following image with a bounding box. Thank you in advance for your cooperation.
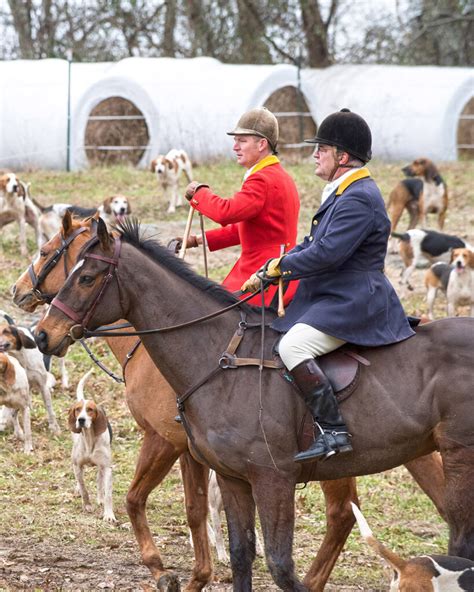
[62,210,73,236]
[97,217,113,253]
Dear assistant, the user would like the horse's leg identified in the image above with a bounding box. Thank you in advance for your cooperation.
[126,430,182,591]
[404,452,446,520]
[216,474,257,591]
[303,478,358,591]
[179,452,213,592]
[439,444,474,559]
[250,467,307,592]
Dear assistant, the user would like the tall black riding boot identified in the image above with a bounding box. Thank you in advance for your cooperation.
[290,358,353,463]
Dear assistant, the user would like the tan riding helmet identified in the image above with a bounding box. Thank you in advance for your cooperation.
[227,107,279,154]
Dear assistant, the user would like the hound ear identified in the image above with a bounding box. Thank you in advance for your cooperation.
[425,160,437,181]
[102,198,112,214]
[17,328,37,349]
[469,250,474,269]
[97,217,113,253]
[62,209,74,236]
[17,180,26,199]
[93,407,108,436]
[0,355,16,386]
[68,406,81,433]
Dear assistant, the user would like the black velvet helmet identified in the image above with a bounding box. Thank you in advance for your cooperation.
[306,108,372,163]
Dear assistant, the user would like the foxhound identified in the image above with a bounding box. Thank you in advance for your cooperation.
[68,369,116,523]
[151,149,193,214]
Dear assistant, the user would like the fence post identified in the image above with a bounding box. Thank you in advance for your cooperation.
[66,49,73,172]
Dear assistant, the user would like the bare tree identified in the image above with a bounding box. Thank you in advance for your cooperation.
[162,0,177,56]
[300,0,339,67]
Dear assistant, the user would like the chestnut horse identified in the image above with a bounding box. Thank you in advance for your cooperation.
[15,216,451,591]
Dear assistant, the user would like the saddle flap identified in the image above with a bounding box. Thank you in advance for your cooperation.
[319,350,359,393]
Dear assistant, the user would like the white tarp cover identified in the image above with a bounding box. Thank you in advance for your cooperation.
[302,64,474,162]
[71,57,298,168]
[1,59,472,170]
[0,59,111,170]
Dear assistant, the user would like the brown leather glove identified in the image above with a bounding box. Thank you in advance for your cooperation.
[185,181,209,201]
[168,235,199,254]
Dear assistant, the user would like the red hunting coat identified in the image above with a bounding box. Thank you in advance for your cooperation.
[189,158,300,306]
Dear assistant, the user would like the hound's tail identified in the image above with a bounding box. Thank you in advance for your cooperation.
[390,231,410,242]
[350,502,406,572]
[30,196,49,212]
[76,368,94,402]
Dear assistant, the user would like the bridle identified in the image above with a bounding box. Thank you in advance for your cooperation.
[27,225,92,304]
[50,236,122,341]
[47,234,268,341]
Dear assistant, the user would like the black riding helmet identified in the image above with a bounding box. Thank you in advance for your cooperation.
[306,108,372,163]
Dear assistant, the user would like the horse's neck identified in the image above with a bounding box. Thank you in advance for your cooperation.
[104,324,138,368]
[119,244,242,392]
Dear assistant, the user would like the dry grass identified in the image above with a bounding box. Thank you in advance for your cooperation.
[0,158,473,591]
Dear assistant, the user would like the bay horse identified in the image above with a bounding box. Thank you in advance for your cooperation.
[16,217,461,591]
[13,213,447,591]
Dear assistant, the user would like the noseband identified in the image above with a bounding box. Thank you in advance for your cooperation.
[27,226,91,304]
[50,237,122,340]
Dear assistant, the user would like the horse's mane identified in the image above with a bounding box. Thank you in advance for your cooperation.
[117,218,252,311]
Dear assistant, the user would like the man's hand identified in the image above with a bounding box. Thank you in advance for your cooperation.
[167,235,200,254]
[265,256,284,278]
[240,256,285,293]
[241,273,261,294]
[185,181,209,201]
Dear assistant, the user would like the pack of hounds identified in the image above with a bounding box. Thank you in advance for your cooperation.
[1,152,473,584]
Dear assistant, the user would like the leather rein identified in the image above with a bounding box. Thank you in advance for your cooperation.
[48,234,269,341]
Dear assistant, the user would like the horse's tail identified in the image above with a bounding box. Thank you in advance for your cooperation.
[390,231,410,242]
[350,502,407,571]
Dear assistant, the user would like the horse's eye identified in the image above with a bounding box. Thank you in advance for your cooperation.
[79,275,94,285]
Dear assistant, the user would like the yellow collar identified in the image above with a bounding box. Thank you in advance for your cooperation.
[335,167,371,195]
[247,154,280,178]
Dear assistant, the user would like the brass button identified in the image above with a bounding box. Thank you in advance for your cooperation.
[309,236,314,241]
[313,220,318,226]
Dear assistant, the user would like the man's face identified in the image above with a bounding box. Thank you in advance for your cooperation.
[233,135,266,168]
[313,144,338,181]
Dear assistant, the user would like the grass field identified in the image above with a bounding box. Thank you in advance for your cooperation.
[0,158,473,591]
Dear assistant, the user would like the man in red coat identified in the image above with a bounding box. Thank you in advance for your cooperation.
[181,107,300,307]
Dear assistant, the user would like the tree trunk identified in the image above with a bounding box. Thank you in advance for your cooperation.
[162,0,176,57]
[7,0,35,58]
[300,0,336,67]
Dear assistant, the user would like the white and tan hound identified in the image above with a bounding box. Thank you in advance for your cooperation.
[0,315,60,435]
[151,148,193,214]
[0,352,33,454]
[403,158,448,229]
[425,248,474,319]
[0,173,42,255]
[34,195,132,240]
[352,503,474,591]
[68,369,116,523]
[392,228,471,292]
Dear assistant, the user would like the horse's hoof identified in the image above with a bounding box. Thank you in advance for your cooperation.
[157,573,180,592]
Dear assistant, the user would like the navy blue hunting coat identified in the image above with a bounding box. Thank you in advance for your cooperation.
[271,169,415,346]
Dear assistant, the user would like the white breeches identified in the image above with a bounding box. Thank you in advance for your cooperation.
[278,323,346,371]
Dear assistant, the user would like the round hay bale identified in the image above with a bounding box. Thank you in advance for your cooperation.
[85,97,150,166]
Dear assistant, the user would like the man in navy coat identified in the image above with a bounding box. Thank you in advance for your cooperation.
[242,108,414,463]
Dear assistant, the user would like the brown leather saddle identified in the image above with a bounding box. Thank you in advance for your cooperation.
[273,338,371,453]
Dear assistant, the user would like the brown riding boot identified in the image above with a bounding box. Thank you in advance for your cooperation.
[290,358,353,463]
